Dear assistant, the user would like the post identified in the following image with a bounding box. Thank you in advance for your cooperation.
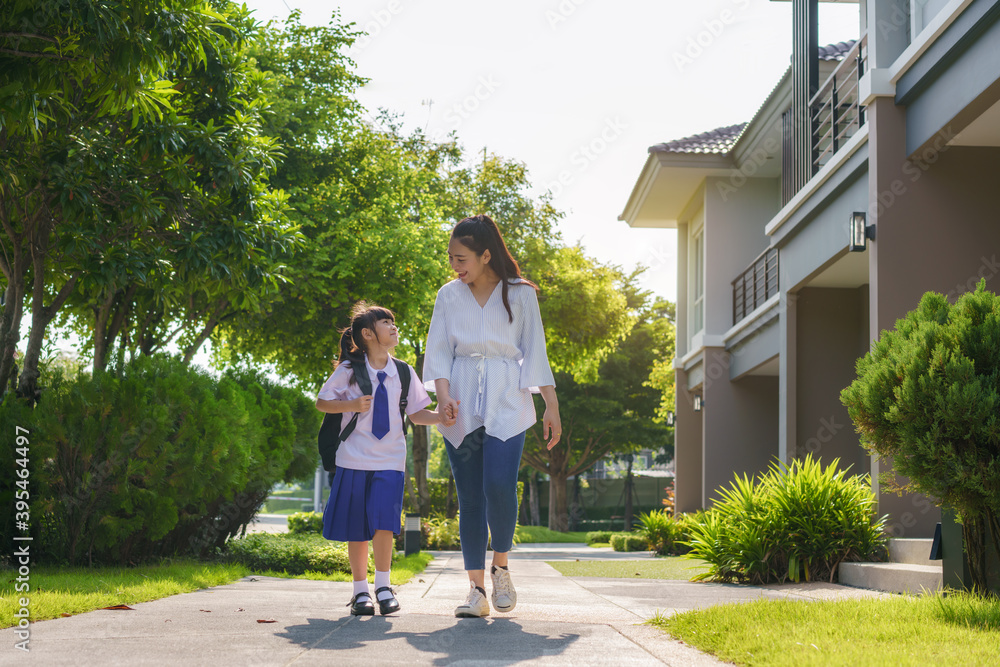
[404,513,422,555]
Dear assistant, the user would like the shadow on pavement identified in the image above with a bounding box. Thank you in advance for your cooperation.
[277,615,579,665]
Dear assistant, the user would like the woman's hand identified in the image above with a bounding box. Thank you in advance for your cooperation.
[354,395,373,413]
[539,386,561,450]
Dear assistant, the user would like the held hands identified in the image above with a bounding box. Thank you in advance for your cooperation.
[354,395,373,413]
[438,397,460,427]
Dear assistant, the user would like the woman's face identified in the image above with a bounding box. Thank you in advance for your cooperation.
[448,237,491,285]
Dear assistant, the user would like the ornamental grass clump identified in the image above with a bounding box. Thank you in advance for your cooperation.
[841,281,1000,593]
[684,455,887,584]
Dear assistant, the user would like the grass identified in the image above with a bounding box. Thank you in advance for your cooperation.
[514,525,589,543]
[548,556,709,580]
[253,552,434,585]
[0,560,249,628]
[1,549,436,629]
[648,592,1000,666]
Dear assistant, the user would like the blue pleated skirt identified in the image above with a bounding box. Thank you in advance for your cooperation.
[322,467,404,542]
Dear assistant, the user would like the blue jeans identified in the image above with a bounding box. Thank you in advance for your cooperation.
[445,426,526,571]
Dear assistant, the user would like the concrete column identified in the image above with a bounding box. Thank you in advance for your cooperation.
[777,291,797,464]
[673,367,702,514]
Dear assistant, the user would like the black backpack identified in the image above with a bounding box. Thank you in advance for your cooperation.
[317,358,411,472]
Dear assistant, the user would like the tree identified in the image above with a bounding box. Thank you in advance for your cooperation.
[521,278,674,530]
[1,1,289,396]
[841,282,1000,593]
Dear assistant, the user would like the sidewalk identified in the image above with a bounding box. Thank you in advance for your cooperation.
[2,544,888,666]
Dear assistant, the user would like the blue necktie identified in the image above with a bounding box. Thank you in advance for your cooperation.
[372,371,389,439]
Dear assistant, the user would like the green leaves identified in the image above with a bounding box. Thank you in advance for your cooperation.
[683,456,887,585]
[841,282,1000,521]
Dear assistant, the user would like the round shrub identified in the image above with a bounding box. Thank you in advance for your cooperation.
[586,530,614,545]
[841,283,1000,592]
[638,510,685,556]
[223,533,356,575]
[610,533,649,552]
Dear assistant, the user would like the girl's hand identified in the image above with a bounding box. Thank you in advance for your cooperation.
[439,408,457,427]
[543,406,562,450]
[440,396,460,425]
[354,395,373,413]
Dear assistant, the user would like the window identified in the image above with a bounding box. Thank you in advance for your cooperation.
[691,228,705,336]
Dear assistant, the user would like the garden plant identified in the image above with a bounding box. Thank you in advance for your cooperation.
[841,282,1000,593]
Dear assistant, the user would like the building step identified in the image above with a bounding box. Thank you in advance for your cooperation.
[889,538,937,566]
[839,562,942,595]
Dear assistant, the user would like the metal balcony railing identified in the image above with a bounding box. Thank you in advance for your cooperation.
[732,247,778,324]
[811,34,868,173]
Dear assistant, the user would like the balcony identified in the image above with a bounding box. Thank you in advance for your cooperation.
[811,34,868,173]
[732,247,779,324]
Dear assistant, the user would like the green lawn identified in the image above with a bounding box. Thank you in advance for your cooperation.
[0,560,249,628]
[1,551,435,629]
[548,557,709,580]
[649,593,1000,666]
[514,525,589,543]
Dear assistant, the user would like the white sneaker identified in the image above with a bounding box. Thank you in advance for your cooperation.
[455,585,490,618]
[491,566,517,613]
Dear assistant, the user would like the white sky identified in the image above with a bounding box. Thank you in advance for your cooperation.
[243,0,862,302]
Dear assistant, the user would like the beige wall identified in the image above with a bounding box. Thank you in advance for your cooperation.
[702,347,779,506]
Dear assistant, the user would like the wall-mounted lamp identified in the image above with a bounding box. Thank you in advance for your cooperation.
[666,411,675,427]
[849,211,876,252]
[693,395,703,412]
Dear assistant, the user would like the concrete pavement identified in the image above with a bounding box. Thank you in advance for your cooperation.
[2,543,889,666]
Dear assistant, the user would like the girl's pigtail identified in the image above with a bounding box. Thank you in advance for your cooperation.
[337,327,365,386]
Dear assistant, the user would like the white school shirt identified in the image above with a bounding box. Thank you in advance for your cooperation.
[423,278,555,447]
[316,354,432,472]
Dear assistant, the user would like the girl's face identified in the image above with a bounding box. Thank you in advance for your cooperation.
[448,237,491,285]
[364,318,398,351]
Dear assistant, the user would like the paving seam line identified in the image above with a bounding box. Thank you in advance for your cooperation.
[418,554,451,599]
[556,568,646,621]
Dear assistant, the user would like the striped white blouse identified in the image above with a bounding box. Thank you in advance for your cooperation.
[423,278,556,446]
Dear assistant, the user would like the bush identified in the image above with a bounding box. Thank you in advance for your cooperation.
[841,283,1000,592]
[639,510,685,556]
[685,456,887,585]
[423,513,461,550]
[222,533,358,575]
[586,530,614,545]
[287,512,324,534]
[610,533,649,552]
[10,355,318,565]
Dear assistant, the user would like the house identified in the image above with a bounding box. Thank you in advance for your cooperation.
[619,0,1000,539]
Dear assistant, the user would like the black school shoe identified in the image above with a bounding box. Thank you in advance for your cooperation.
[348,592,375,616]
[375,586,400,615]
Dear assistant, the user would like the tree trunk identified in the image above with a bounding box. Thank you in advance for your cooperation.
[624,456,634,531]
[0,277,26,394]
[569,474,582,530]
[17,267,78,403]
[412,424,430,517]
[548,471,568,531]
[410,346,430,517]
[529,471,541,526]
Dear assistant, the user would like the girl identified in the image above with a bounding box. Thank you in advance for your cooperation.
[423,214,562,618]
[316,300,453,616]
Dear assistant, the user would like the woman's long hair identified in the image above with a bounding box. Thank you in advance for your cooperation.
[452,214,537,322]
[337,300,395,386]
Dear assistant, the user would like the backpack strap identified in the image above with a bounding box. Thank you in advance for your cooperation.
[393,358,410,435]
[339,364,374,443]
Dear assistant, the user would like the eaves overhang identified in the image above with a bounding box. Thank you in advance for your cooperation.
[618,150,735,229]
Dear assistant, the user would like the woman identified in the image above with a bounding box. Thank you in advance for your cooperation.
[423,214,561,618]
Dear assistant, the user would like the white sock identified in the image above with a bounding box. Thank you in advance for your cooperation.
[353,579,370,598]
[374,570,392,600]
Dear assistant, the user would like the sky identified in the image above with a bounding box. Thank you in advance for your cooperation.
[248,0,861,301]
